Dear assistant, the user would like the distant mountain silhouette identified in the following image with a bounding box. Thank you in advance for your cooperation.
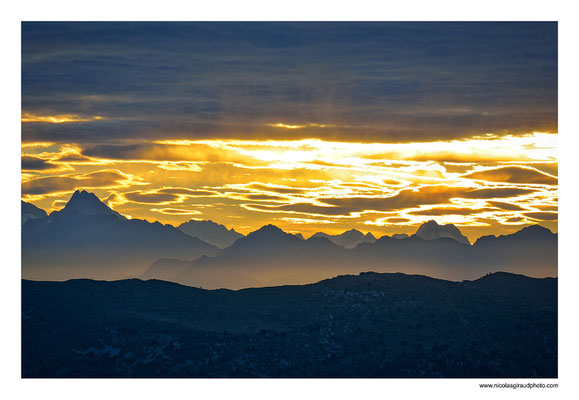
[22,190,220,281]
[311,229,376,249]
[142,224,350,287]
[143,222,556,289]
[415,220,470,245]
[22,271,557,378]
[59,190,125,220]
[474,224,556,245]
[391,233,409,239]
[22,196,557,290]
[21,201,47,225]
[177,219,243,248]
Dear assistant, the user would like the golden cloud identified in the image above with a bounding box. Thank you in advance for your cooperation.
[21,169,140,195]
[123,187,222,205]
[247,183,310,195]
[243,203,358,217]
[244,194,289,201]
[322,185,536,213]
[462,166,557,185]
[150,208,203,215]
[124,191,181,205]
[22,112,103,123]
[409,207,495,216]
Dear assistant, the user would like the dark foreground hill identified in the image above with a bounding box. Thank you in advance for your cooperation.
[22,272,557,378]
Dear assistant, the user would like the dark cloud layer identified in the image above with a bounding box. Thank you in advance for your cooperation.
[525,212,558,221]
[21,156,59,171]
[486,201,527,211]
[22,22,557,144]
[81,143,264,165]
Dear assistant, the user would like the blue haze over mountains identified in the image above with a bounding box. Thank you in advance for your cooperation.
[21,190,557,289]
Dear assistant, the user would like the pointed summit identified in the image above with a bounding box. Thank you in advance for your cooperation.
[364,232,376,240]
[415,220,470,245]
[249,224,288,237]
[60,190,125,220]
[227,224,300,252]
[513,224,554,238]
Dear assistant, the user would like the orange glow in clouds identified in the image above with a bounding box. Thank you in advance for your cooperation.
[21,132,558,241]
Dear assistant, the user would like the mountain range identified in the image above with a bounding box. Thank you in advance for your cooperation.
[142,222,557,289]
[310,229,376,249]
[22,191,558,288]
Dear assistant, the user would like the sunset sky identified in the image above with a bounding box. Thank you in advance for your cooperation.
[21,22,558,241]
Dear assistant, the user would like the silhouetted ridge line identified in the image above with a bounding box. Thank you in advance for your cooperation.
[22,269,557,378]
[415,219,470,245]
[177,219,243,249]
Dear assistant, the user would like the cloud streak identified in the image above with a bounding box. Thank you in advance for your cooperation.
[22,170,139,195]
[462,166,558,185]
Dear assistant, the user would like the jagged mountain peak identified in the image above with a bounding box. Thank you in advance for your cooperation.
[415,220,470,245]
[310,229,376,249]
[59,190,125,220]
[250,224,288,236]
[177,219,243,249]
[364,232,376,240]
[226,224,300,251]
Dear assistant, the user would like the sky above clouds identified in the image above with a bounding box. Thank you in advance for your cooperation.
[21,22,558,240]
